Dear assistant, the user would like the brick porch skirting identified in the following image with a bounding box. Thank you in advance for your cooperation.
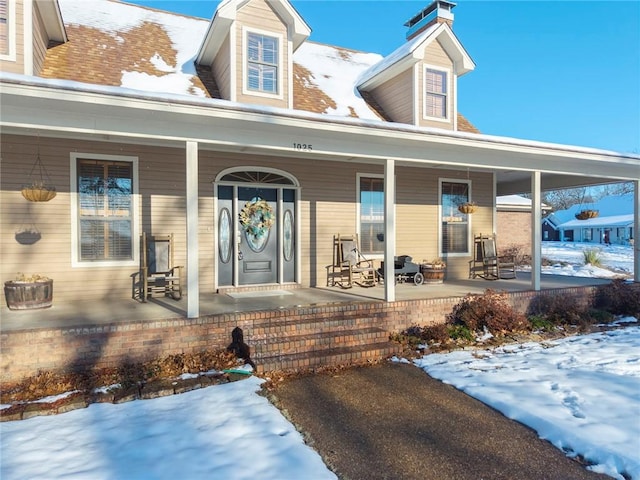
[0,286,600,384]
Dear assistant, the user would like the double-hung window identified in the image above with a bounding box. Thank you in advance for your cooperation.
[359,176,384,255]
[440,180,470,255]
[247,32,278,94]
[0,0,15,59]
[425,67,448,119]
[72,155,137,265]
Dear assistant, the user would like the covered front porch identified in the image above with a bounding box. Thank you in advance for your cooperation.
[0,273,611,332]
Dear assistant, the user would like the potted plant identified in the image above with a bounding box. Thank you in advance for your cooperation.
[575,209,599,220]
[4,273,53,310]
[421,258,446,284]
[457,201,477,214]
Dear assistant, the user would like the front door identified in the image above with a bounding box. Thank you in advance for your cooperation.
[237,187,278,285]
[216,170,297,288]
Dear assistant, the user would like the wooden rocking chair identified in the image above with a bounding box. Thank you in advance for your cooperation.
[133,232,183,301]
[328,234,377,288]
[470,233,516,280]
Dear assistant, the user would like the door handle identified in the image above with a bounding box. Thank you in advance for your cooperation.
[238,250,243,260]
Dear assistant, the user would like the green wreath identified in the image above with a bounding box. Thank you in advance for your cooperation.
[240,198,275,238]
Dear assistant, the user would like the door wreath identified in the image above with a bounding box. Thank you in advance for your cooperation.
[240,198,275,239]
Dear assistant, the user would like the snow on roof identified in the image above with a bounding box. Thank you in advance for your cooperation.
[550,193,635,225]
[558,213,634,229]
[293,42,383,120]
[356,23,439,87]
[496,194,550,210]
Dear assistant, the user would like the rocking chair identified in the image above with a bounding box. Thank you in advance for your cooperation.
[470,233,516,280]
[134,232,183,301]
[328,234,377,288]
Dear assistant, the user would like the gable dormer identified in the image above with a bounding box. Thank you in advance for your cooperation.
[357,1,474,131]
[0,0,66,75]
[196,0,310,109]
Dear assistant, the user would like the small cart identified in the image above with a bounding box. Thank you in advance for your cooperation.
[377,255,424,286]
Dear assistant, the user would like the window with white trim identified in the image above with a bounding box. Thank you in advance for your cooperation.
[359,176,384,255]
[440,180,470,255]
[425,67,448,119]
[75,158,135,262]
[247,32,278,94]
[0,0,13,59]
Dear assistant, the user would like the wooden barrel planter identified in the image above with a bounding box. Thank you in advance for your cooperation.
[4,279,53,310]
[420,265,445,284]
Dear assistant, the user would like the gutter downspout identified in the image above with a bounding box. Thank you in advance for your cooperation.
[531,171,542,291]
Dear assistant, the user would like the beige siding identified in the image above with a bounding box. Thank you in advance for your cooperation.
[32,2,47,75]
[1,134,496,303]
[212,33,231,100]
[234,0,289,108]
[370,68,414,125]
[418,39,455,131]
[0,0,24,74]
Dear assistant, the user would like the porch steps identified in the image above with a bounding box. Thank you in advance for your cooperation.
[250,325,402,374]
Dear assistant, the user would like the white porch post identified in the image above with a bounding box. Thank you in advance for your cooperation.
[634,180,640,283]
[384,159,396,302]
[186,141,199,318]
[531,171,542,291]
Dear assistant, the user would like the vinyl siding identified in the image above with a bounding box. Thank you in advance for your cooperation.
[212,33,231,100]
[234,0,289,108]
[1,135,495,302]
[32,2,47,75]
[418,39,455,131]
[0,0,23,73]
[370,68,414,125]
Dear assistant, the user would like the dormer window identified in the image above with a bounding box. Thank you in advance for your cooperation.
[246,30,280,95]
[424,67,448,120]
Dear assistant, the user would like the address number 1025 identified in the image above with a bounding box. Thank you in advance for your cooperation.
[292,143,313,152]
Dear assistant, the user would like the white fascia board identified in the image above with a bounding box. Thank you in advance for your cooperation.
[196,9,235,65]
[266,0,311,51]
[35,0,67,43]
[1,80,639,182]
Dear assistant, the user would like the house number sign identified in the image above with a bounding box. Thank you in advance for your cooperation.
[292,143,313,152]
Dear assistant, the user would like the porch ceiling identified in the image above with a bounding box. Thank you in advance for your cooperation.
[1,77,638,195]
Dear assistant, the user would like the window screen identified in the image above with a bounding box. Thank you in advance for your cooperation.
[0,0,9,56]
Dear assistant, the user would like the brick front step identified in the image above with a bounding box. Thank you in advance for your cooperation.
[255,341,402,374]
[251,326,390,357]
[246,313,387,340]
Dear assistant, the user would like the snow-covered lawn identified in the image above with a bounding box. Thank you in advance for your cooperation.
[414,320,640,480]
[1,242,637,480]
[540,241,634,278]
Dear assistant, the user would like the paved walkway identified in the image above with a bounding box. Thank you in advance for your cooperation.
[269,362,609,480]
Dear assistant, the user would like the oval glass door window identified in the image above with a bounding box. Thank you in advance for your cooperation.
[283,209,294,261]
[218,208,232,264]
[245,228,269,253]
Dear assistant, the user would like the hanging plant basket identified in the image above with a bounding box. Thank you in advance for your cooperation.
[575,209,599,220]
[457,202,477,214]
[21,183,57,202]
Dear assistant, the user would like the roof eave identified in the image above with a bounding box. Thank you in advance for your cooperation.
[36,0,68,43]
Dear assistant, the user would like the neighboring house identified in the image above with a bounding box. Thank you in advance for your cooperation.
[544,193,635,245]
[1,0,638,316]
[496,195,551,254]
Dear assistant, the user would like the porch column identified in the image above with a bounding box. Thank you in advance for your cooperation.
[186,141,199,318]
[384,159,396,302]
[634,180,640,283]
[531,171,542,291]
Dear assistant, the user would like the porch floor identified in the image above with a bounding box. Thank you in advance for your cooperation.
[0,273,611,332]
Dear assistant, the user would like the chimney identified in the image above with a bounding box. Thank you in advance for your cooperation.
[405,1,455,41]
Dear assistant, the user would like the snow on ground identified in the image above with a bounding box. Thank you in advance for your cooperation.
[0,376,336,480]
[540,241,634,278]
[414,321,640,480]
[1,243,637,479]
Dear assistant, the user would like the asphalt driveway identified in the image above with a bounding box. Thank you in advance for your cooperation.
[268,362,609,480]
